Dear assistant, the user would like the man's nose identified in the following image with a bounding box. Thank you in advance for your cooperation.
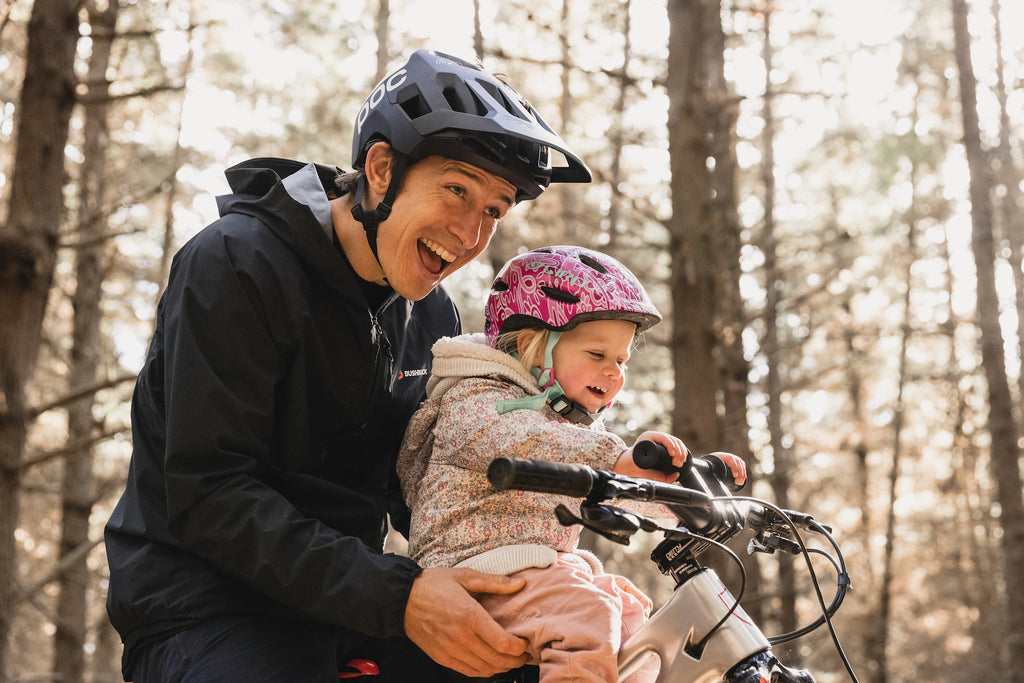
[450,211,483,249]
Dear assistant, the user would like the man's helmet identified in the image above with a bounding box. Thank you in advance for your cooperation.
[484,246,662,347]
[352,49,591,203]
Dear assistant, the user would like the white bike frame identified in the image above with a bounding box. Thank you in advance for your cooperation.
[618,568,769,682]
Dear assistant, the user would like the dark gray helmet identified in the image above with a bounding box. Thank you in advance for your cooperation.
[352,49,591,202]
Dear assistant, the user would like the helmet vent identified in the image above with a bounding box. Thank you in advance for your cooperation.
[541,286,581,304]
[399,91,431,120]
[479,80,525,120]
[492,280,510,292]
[443,85,488,116]
[578,253,609,274]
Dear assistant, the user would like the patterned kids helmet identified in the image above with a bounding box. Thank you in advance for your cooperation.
[484,246,662,346]
[352,49,591,202]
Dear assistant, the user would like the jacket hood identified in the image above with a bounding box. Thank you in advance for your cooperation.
[425,333,540,399]
[217,157,357,297]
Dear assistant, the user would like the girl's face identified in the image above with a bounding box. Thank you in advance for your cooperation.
[550,319,637,415]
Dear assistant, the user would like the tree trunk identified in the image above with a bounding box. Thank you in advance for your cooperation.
[941,211,1001,654]
[0,0,79,674]
[872,208,918,683]
[373,0,390,84]
[951,0,1024,676]
[666,0,719,447]
[53,3,118,682]
[705,2,747,466]
[989,0,1024,409]
[605,0,632,247]
[558,0,581,237]
[471,0,483,61]
[758,4,797,638]
[702,0,759,618]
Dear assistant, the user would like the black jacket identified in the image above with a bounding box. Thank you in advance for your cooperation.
[104,158,460,658]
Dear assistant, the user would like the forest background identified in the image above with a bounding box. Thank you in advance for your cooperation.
[0,0,1022,681]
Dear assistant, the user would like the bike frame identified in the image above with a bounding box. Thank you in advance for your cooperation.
[618,567,769,682]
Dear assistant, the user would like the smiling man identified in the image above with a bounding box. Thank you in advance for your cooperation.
[104,49,589,683]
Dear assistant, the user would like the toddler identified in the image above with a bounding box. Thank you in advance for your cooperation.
[398,246,745,682]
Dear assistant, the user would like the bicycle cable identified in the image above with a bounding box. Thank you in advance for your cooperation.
[728,496,860,683]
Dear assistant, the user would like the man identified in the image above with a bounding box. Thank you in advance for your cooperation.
[104,49,590,681]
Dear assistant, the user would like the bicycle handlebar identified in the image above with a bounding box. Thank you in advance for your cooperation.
[486,447,854,676]
[486,457,714,507]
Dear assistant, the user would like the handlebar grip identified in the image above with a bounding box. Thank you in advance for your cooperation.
[634,441,743,492]
[632,440,679,473]
[487,457,598,497]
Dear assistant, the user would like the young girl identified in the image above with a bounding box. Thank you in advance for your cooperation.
[397,245,745,682]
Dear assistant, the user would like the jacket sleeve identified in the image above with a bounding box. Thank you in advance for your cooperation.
[158,229,418,638]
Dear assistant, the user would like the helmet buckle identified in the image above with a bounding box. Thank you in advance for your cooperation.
[550,394,594,426]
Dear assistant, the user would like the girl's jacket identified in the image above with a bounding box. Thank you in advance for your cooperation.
[103,158,459,663]
[397,334,630,572]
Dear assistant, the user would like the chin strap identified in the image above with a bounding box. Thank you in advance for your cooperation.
[495,332,601,426]
[350,154,409,272]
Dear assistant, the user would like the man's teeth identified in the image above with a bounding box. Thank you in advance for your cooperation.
[422,239,456,263]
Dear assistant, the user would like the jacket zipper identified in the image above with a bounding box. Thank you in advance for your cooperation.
[354,295,398,431]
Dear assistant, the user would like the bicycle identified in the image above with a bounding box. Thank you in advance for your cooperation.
[483,441,859,683]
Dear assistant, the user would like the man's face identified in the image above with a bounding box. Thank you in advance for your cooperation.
[376,156,516,301]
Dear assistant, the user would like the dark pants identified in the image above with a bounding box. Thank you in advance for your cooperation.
[126,615,467,682]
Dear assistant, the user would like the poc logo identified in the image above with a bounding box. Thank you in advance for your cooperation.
[356,68,409,136]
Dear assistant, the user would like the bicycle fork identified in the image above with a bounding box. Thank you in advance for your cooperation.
[617,568,814,683]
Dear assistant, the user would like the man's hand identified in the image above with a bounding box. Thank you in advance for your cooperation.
[405,567,529,677]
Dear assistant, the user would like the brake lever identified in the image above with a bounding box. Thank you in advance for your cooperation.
[748,531,802,556]
[554,503,643,546]
[747,505,833,535]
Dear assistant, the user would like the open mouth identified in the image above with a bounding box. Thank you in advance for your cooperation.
[419,238,456,276]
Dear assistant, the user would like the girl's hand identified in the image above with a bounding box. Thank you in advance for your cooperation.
[706,451,747,487]
[614,431,689,483]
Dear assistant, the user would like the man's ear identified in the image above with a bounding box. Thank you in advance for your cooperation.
[363,142,393,196]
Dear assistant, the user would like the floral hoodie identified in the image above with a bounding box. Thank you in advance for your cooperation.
[397,334,629,571]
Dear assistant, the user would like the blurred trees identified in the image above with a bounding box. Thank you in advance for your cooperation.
[951,0,1024,674]
[0,0,1021,681]
[0,0,79,677]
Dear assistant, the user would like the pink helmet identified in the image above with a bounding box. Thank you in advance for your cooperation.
[484,245,662,346]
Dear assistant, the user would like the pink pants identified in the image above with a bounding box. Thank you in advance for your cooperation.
[478,553,657,682]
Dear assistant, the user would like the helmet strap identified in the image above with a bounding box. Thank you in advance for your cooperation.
[350,153,409,275]
[495,331,599,426]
